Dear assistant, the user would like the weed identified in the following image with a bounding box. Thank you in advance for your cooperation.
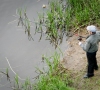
[16,0,100,48]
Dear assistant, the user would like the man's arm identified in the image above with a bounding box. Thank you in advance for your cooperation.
[79,41,91,52]
[96,31,100,42]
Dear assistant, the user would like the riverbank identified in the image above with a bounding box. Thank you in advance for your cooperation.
[61,27,100,90]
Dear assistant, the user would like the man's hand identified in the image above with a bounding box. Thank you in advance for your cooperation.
[79,42,82,45]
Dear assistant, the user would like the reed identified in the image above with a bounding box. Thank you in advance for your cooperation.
[67,0,100,28]
[16,0,100,47]
[1,51,74,90]
[34,51,74,90]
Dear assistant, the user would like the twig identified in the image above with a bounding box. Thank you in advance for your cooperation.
[5,57,25,81]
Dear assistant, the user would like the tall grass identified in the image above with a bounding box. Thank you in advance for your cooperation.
[33,51,74,90]
[16,0,100,47]
[67,0,100,28]
[34,75,74,90]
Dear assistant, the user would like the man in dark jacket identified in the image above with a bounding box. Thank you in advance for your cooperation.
[79,25,100,78]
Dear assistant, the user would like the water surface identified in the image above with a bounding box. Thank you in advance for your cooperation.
[0,0,67,89]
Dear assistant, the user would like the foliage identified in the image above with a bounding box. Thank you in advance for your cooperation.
[0,51,74,90]
[16,0,100,48]
[34,75,74,90]
[33,51,74,90]
[67,0,100,28]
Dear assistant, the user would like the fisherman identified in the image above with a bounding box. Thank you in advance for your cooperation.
[79,25,100,78]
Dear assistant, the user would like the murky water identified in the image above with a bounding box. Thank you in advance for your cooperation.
[0,0,67,90]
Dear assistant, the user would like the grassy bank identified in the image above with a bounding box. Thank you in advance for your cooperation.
[2,51,75,90]
[1,50,100,90]
[33,52,74,90]
[67,0,100,29]
[1,52,100,90]
[17,0,100,47]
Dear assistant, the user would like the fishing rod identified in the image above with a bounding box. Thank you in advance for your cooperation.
[77,34,91,41]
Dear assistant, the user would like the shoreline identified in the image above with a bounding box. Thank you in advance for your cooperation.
[61,28,100,73]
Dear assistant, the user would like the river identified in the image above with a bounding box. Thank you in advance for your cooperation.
[0,0,67,90]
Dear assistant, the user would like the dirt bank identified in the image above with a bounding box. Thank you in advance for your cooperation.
[61,29,100,73]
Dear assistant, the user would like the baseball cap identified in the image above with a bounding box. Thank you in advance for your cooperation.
[86,25,97,32]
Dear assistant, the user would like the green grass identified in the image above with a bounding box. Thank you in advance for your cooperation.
[16,0,100,47]
[1,60,100,90]
[34,75,74,90]
[2,51,74,90]
[33,51,75,90]
[67,0,100,28]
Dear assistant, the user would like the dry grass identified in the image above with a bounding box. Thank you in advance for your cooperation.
[69,67,100,90]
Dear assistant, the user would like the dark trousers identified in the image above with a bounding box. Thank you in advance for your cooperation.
[86,51,98,76]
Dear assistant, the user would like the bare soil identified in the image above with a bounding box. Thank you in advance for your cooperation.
[61,29,100,73]
[60,28,100,90]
